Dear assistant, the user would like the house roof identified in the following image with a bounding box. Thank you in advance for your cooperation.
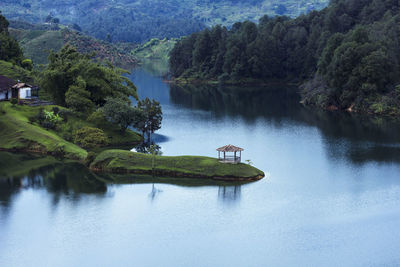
[216,144,244,152]
[12,82,32,89]
[0,75,16,92]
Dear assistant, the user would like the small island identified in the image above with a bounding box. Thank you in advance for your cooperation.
[90,149,264,181]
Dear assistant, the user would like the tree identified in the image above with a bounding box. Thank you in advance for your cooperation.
[40,45,137,106]
[103,97,142,133]
[136,98,162,141]
[65,77,94,113]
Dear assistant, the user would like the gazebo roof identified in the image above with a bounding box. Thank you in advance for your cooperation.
[216,144,244,152]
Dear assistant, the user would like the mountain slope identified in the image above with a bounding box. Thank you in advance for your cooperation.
[9,25,136,66]
[0,0,329,43]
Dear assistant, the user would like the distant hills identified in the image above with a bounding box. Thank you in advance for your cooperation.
[0,0,329,43]
[8,21,136,66]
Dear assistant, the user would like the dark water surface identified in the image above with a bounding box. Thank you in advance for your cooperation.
[2,68,400,266]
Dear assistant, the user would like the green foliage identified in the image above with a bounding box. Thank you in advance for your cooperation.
[103,97,140,133]
[87,109,107,127]
[73,126,109,148]
[1,0,329,43]
[91,149,264,179]
[21,59,33,70]
[0,60,33,82]
[10,98,18,106]
[39,45,137,106]
[136,97,163,141]
[171,0,400,114]
[65,77,94,113]
[0,102,88,160]
[0,12,23,64]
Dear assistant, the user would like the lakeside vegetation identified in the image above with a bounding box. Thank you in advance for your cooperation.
[90,149,264,181]
[170,0,400,115]
[0,12,262,182]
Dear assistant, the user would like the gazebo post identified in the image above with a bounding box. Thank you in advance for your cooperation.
[217,145,244,164]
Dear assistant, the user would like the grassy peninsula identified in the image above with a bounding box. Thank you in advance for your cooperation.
[90,150,264,181]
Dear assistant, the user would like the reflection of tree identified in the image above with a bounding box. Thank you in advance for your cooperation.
[218,186,241,203]
[169,83,400,165]
[170,83,301,122]
[0,155,107,211]
[148,183,162,201]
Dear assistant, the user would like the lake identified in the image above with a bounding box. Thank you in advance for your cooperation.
[1,67,400,266]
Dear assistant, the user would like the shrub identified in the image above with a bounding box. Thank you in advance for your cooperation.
[73,126,109,148]
[21,59,33,71]
[11,98,18,106]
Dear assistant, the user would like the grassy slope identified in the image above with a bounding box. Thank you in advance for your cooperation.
[0,102,88,159]
[91,149,264,180]
[133,38,177,61]
[10,29,64,64]
[0,60,33,82]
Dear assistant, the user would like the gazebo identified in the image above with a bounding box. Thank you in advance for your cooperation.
[217,144,244,164]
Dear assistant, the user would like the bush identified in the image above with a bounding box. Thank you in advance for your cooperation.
[73,126,109,148]
[21,59,33,71]
[11,98,18,106]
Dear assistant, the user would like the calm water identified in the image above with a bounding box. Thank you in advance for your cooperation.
[2,68,400,266]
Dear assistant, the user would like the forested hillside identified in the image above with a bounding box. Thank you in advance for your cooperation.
[9,23,136,66]
[0,0,328,43]
[170,0,400,115]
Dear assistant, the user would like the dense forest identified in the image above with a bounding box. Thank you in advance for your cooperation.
[169,0,400,115]
[0,0,328,43]
[0,11,23,65]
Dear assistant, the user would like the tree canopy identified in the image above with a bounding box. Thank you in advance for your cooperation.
[39,45,137,106]
[0,11,23,64]
[170,0,400,114]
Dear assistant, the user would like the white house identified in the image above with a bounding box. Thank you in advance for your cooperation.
[12,82,34,99]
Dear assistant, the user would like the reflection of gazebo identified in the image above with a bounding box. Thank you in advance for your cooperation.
[217,144,243,164]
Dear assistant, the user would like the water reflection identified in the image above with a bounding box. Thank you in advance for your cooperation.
[218,186,241,204]
[169,83,400,164]
[148,183,163,201]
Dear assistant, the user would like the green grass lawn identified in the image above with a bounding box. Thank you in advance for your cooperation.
[91,149,264,180]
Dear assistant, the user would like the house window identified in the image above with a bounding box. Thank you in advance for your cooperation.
[26,89,31,98]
